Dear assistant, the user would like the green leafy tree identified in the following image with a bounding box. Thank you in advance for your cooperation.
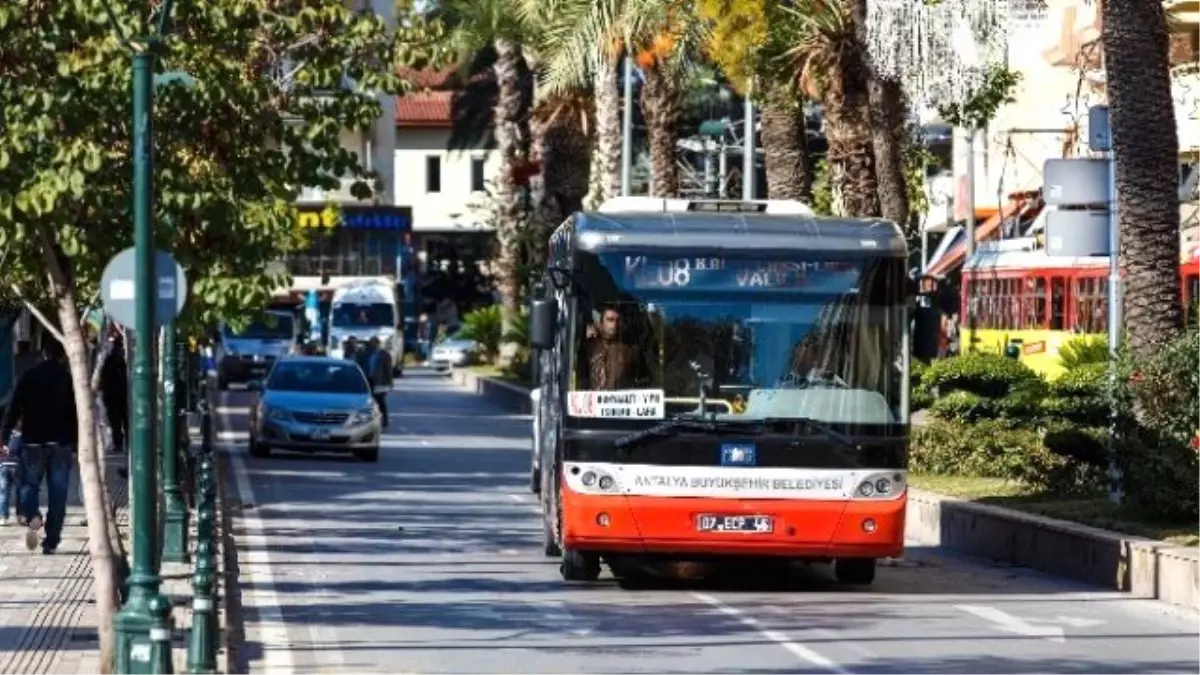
[0,1,442,668]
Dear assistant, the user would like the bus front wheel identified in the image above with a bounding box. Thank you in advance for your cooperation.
[561,549,600,582]
[834,558,876,585]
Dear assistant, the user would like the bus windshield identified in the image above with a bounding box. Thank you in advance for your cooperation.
[568,250,907,426]
[331,303,395,328]
[224,314,294,340]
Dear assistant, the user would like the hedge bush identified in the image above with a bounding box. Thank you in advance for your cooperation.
[921,352,1045,398]
[910,419,1103,494]
[1112,329,1200,520]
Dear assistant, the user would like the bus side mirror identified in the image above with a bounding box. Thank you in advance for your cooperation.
[529,298,557,350]
[912,304,942,361]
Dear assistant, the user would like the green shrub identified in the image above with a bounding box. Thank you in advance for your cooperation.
[1057,335,1109,369]
[910,388,935,411]
[1050,362,1108,398]
[459,305,503,363]
[1042,422,1108,467]
[922,352,1045,399]
[929,390,997,423]
[1112,329,1200,520]
[910,419,1104,494]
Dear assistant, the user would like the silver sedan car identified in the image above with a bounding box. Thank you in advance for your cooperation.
[247,356,383,462]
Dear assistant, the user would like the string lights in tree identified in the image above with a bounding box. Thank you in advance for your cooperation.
[863,0,1022,109]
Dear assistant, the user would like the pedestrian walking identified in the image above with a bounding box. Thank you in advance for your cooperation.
[0,428,22,526]
[364,337,393,428]
[416,313,432,364]
[0,338,78,554]
[342,336,359,361]
[99,330,128,454]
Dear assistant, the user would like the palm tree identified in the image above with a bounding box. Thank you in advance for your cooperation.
[868,75,910,228]
[443,0,535,322]
[533,0,708,199]
[779,0,879,217]
[524,0,626,207]
[699,0,814,202]
[1102,0,1184,356]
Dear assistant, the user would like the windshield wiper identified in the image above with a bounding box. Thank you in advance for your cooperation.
[758,417,856,448]
[613,415,857,451]
[613,416,762,450]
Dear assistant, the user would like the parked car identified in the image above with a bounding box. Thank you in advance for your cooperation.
[246,356,382,462]
[429,328,479,371]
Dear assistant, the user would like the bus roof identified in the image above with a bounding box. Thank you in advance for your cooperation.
[566,198,904,256]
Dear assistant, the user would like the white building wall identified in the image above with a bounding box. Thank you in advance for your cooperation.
[394,128,500,232]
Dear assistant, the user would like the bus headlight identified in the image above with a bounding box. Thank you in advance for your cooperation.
[581,471,597,486]
[874,478,892,495]
[598,475,615,491]
[857,481,875,497]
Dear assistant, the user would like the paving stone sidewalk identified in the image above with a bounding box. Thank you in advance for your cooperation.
[0,441,219,672]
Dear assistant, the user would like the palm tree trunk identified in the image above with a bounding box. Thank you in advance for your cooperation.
[760,81,814,202]
[868,75,910,229]
[1102,0,1183,356]
[586,52,622,208]
[821,58,879,218]
[492,37,532,322]
[640,65,683,198]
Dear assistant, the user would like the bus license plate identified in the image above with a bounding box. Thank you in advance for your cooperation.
[696,514,773,533]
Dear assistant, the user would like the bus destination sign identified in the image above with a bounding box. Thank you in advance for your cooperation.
[621,255,859,291]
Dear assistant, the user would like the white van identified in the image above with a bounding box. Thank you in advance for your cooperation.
[326,278,405,376]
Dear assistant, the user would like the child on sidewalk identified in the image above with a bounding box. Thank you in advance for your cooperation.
[0,429,22,526]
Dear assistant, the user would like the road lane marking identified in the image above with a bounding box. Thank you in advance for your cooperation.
[693,593,849,673]
[954,605,1067,643]
[229,448,296,674]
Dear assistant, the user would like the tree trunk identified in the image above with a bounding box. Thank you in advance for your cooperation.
[88,337,130,587]
[640,64,683,198]
[492,37,532,323]
[760,81,814,203]
[1102,0,1184,356]
[585,52,622,209]
[821,60,879,218]
[36,225,119,673]
[868,75,911,229]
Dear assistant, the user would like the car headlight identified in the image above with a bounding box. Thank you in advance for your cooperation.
[265,406,289,421]
[351,406,376,424]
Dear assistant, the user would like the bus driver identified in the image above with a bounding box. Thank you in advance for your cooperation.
[581,305,649,390]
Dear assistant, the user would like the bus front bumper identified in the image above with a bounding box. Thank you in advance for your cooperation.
[561,491,906,559]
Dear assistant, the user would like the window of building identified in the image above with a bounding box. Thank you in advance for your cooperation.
[426,155,442,193]
[470,157,486,192]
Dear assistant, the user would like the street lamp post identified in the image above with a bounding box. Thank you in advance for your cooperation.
[114,43,175,675]
[160,328,189,563]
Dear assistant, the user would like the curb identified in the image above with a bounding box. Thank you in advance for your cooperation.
[449,369,533,414]
[453,369,1199,612]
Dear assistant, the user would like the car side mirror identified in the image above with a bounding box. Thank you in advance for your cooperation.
[529,298,557,350]
[246,379,263,392]
[912,304,942,362]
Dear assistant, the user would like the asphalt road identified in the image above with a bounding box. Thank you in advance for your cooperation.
[216,368,1199,675]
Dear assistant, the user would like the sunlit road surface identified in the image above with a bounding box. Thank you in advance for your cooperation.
[216,368,1199,674]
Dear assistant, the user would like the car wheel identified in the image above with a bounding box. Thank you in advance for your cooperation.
[356,446,380,462]
[248,435,269,458]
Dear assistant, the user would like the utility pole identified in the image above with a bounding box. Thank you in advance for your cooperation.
[742,80,755,200]
[964,127,977,351]
[620,55,633,196]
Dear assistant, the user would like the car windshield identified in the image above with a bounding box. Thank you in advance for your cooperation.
[266,361,368,394]
[332,302,394,328]
[224,314,293,340]
[566,250,907,427]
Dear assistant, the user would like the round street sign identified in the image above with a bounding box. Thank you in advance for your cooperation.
[100,247,189,329]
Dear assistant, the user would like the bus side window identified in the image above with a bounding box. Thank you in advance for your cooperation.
[1049,276,1064,330]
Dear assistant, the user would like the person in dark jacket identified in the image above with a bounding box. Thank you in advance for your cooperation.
[0,338,77,553]
[99,331,128,454]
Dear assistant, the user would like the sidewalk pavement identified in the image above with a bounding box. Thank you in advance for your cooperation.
[0,442,218,675]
